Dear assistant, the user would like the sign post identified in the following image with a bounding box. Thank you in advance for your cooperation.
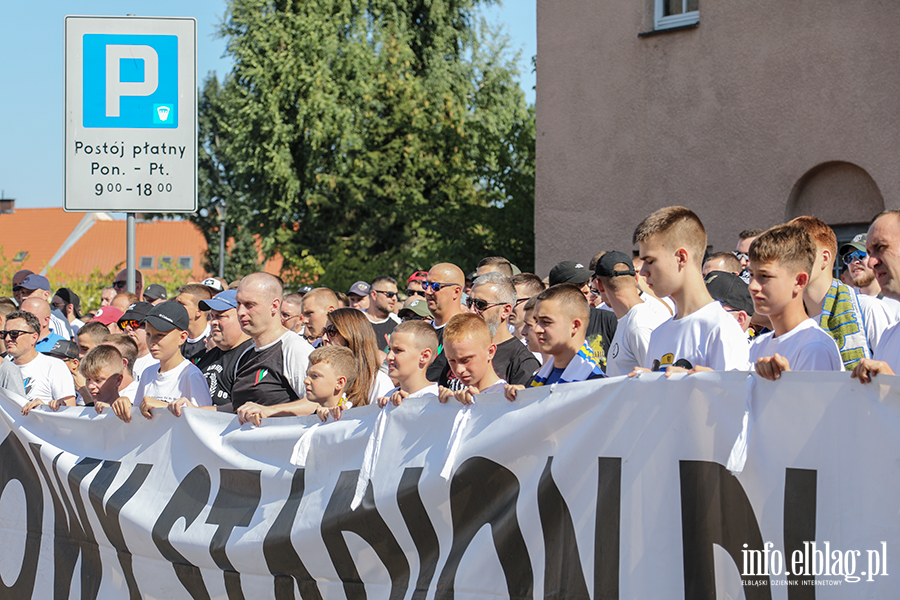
[65,16,197,293]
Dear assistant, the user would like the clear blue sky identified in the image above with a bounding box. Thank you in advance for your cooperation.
[0,1,535,210]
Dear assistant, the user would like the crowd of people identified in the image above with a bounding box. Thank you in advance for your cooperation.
[3,205,900,425]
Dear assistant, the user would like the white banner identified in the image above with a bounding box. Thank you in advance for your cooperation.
[0,371,897,599]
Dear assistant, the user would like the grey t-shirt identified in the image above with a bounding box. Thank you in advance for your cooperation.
[0,357,26,398]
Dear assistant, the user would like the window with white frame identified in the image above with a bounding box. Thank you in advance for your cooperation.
[655,0,698,30]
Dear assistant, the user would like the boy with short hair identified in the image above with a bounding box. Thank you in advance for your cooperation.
[75,321,110,359]
[101,334,140,402]
[505,284,605,400]
[81,345,127,414]
[305,346,358,422]
[439,313,507,405]
[747,224,843,379]
[132,302,212,422]
[378,320,439,407]
[632,206,749,372]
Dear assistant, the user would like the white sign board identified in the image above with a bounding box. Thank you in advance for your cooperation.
[64,16,197,212]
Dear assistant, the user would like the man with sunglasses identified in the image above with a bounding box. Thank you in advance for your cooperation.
[6,311,76,412]
[406,271,428,298]
[365,276,401,353]
[112,268,144,301]
[117,302,158,382]
[461,272,539,386]
[424,263,467,383]
[12,271,73,341]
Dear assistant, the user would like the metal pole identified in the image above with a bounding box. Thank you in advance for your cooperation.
[126,212,136,294]
[218,218,226,279]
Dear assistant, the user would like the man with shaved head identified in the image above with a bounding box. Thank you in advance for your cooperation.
[424,262,466,383]
[231,272,314,415]
[20,298,65,353]
[301,287,339,347]
[13,271,73,340]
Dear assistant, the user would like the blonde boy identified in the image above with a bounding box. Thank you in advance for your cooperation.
[306,346,357,422]
[631,206,749,373]
[439,313,506,405]
[82,345,128,415]
[747,224,843,379]
[505,284,603,401]
[133,302,212,422]
[378,320,439,407]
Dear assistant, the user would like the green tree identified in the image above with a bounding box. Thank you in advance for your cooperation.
[195,0,534,291]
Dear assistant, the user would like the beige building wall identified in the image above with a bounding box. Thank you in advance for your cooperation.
[535,0,900,275]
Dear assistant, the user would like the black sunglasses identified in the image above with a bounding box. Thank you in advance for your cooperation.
[466,297,507,312]
[0,330,36,341]
[113,280,128,288]
[406,288,425,296]
[374,290,398,299]
[323,324,339,338]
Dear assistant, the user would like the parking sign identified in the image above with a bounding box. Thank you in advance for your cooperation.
[65,16,197,212]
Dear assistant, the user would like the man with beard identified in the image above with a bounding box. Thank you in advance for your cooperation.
[453,272,539,387]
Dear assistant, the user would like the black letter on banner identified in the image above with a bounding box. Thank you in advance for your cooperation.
[537,456,621,600]
[679,460,771,599]
[29,446,105,600]
[151,465,212,600]
[436,457,533,600]
[89,461,152,600]
[0,433,42,598]
[321,470,410,600]
[206,469,261,600]
[262,469,322,600]
[397,467,440,600]
[784,468,816,597]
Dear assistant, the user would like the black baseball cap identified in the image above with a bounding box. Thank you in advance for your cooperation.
[144,284,168,301]
[144,301,189,332]
[43,339,79,361]
[594,251,636,278]
[119,301,153,323]
[704,271,754,316]
[549,261,592,286]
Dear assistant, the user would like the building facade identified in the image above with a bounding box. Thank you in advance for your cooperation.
[535,0,899,273]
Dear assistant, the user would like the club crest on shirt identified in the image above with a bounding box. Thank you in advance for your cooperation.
[651,353,694,372]
[254,368,268,386]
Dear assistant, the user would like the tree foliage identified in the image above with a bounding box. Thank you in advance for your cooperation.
[192,0,535,290]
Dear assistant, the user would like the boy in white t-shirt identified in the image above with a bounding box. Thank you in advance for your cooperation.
[135,302,212,421]
[746,224,843,379]
[378,320,439,407]
[439,313,507,405]
[630,206,749,374]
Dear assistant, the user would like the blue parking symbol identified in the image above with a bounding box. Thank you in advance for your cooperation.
[83,34,178,128]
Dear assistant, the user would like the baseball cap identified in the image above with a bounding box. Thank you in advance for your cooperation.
[54,288,82,318]
[14,274,50,292]
[407,271,428,285]
[549,261,592,287]
[200,289,238,312]
[119,301,153,323]
[297,285,313,295]
[839,233,867,257]
[144,284,168,301]
[43,339,79,361]
[704,271,754,316]
[398,298,432,319]
[202,277,225,294]
[93,306,124,326]
[144,301,189,332]
[594,251,636,278]
[348,281,370,297]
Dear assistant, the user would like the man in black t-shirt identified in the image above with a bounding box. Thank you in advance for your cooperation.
[365,275,401,354]
[195,290,254,407]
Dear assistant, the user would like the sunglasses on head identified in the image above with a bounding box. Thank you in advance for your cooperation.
[424,281,460,293]
[465,297,507,312]
[843,250,867,265]
[0,330,35,341]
